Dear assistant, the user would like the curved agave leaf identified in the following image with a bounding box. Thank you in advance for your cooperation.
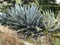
[0,12,7,25]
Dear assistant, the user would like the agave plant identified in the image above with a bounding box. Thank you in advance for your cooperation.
[0,4,43,36]
[42,10,60,31]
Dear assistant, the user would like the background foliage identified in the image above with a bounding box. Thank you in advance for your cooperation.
[0,0,60,17]
[0,0,60,45]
